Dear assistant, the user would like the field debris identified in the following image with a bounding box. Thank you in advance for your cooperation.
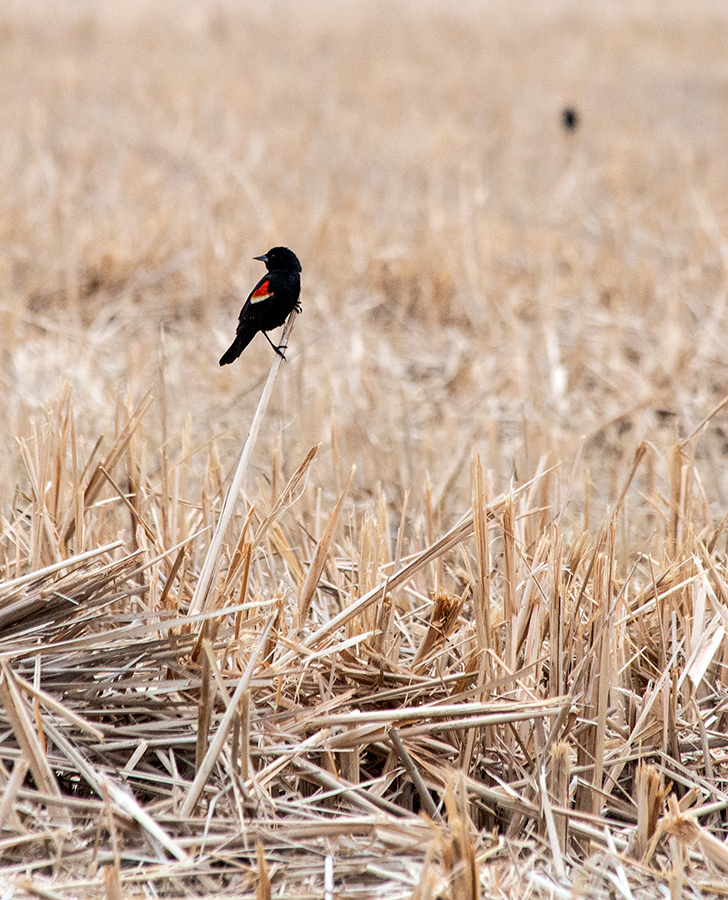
[2,401,728,897]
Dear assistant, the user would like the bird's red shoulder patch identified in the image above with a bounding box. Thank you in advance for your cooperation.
[250,279,273,303]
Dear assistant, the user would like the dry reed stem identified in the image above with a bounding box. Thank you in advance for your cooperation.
[188,310,299,618]
[441,779,480,900]
[549,742,570,856]
[0,759,29,832]
[180,616,275,816]
[0,660,69,825]
[297,465,353,627]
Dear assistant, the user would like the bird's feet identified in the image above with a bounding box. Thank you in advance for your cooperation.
[263,330,288,359]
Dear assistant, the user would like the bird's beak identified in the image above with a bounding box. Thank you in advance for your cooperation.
[253,254,268,263]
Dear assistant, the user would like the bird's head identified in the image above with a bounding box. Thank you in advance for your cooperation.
[254,246,302,273]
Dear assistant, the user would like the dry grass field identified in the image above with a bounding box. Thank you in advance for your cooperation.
[2,0,728,896]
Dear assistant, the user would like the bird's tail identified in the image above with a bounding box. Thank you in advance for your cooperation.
[219,329,255,366]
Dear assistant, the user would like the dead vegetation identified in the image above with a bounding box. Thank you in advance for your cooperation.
[2,1,728,897]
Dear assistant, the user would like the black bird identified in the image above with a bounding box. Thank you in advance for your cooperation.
[561,107,580,132]
[219,246,302,365]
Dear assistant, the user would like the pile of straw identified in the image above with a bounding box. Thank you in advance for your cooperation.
[2,380,728,897]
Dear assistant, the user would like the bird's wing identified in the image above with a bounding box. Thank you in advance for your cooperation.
[248,275,274,305]
[235,274,273,328]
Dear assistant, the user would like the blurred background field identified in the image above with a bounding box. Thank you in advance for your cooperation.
[3,0,728,519]
[2,1,728,896]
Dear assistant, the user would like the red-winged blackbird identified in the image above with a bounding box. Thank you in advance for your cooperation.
[219,246,302,365]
